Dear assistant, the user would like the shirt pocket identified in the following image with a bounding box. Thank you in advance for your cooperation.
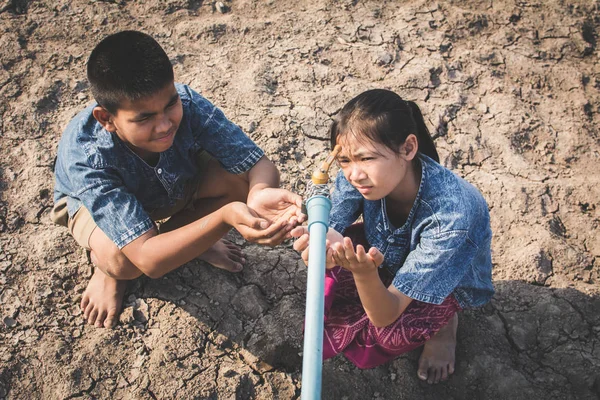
[366,224,410,274]
[382,242,410,275]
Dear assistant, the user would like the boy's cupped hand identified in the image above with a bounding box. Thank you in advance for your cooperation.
[225,201,291,246]
[247,188,306,239]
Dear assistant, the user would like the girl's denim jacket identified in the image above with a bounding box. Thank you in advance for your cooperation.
[329,154,494,309]
[53,84,264,249]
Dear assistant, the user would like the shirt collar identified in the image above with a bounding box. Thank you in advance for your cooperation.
[380,152,429,232]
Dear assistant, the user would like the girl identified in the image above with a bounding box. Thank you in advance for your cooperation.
[292,89,493,384]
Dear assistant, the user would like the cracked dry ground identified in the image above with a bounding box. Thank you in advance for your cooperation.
[1,0,600,399]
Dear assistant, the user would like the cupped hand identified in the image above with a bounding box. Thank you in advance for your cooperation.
[291,226,344,269]
[331,236,384,275]
[247,188,306,229]
[291,226,311,265]
[225,202,290,246]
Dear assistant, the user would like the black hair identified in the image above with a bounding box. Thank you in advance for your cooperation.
[329,89,439,163]
[87,30,174,114]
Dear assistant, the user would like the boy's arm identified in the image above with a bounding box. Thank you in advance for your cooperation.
[246,155,280,194]
[185,90,303,239]
[121,201,280,278]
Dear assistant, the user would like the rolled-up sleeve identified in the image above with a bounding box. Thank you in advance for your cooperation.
[186,87,264,174]
[392,230,478,305]
[74,165,154,249]
[329,171,363,234]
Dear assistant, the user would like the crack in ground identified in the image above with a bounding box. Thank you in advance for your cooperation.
[493,297,595,392]
[182,365,210,383]
[146,387,158,400]
[494,307,523,354]
[551,291,597,335]
[258,253,281,277]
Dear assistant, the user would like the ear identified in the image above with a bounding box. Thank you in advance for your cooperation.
[402,134,419,161]
[92,106,117,132]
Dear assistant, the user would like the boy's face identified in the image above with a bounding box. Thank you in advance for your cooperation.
[96,82,183,161]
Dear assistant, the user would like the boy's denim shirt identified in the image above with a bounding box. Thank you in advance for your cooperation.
[329,153,494,309]
[53,84,264,249]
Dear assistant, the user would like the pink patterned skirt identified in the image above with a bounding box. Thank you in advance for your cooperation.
[322,224,461,369]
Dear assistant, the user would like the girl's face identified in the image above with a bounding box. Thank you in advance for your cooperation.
[336,134,416,202]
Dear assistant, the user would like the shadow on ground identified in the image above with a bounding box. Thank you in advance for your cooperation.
[130,238,600,400]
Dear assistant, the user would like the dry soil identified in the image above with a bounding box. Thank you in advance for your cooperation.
[1,0,599,399]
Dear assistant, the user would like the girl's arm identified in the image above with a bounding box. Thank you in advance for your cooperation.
[353,271,413,327]
[331,237,413,327]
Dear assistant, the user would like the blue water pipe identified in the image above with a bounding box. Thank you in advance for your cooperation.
[301,195,331,400]
[301,145,340,400]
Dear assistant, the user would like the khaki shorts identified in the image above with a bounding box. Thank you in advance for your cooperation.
[50,151,213,250]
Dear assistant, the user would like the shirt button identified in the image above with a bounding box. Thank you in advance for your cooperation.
[157,168,163,174]
[387,237,394,243]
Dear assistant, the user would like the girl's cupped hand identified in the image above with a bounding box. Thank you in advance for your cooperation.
[331,237,384,276]
[291,226,343,269]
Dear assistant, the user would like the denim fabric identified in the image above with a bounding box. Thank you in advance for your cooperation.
[329,153,494,309]
[53,83,264,249]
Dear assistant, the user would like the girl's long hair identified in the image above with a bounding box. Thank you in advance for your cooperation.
[329,89,439,163]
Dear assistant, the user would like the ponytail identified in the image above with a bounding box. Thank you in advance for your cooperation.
[406,101,439,163]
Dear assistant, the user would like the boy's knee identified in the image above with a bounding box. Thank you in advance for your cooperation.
[92,248,143,280]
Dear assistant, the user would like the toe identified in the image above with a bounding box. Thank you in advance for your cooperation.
[88,308,99,325]
[231,262,243,272]
[227,245,243,256]
[426,367,434,384]
[83,302,93,320]
[417,362,429,381]
[233,248,244,258]
[95,310,107,328]
[441,364,449,381]
[224,240,238,249]
[448,363,455,375]
[104,309,118,328]
[80,294,90,312]
[433,367,442,384]
[231,253,245,265]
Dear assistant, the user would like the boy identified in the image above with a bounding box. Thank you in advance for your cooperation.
[51,30,304,329]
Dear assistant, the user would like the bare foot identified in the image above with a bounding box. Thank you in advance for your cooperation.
[417,313,458,384]
[80,267,127,328]
[198,238,245,272]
